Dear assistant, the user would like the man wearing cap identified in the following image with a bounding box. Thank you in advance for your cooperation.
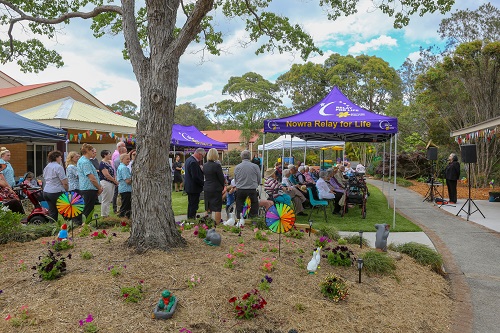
[234,150,261,219]
[184,148,206,219]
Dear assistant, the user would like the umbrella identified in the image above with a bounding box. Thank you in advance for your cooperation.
[57,191,85,239]
[265,203,296,256]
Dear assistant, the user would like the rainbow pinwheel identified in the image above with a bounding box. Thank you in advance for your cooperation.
[57,192,85,218]
[242,196,251,218]
[265,203,295,234]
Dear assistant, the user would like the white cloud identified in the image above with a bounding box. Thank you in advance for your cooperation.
[348,35,398,54]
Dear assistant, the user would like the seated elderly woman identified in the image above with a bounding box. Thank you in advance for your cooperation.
[279,168,308,216]
[316,170,336,200]
[329,167,347,215]
[0,162,24,214]
[264,168,292,206]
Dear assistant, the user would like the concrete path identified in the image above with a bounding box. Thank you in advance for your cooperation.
[368,179,500,333]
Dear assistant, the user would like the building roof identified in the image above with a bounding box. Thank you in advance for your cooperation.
[0,71,22,88]
[18,97,136,134]
[201,130,259,144]
[0,83,55,97]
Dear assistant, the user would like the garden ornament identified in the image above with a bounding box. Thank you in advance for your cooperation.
[307,248,320,274]
[204,228,221,246]
[57,223,68,241]
[223,213,236,226]
[375,223,390,252]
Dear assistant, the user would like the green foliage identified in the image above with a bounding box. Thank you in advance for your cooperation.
[121,284,143,303]
[99,216,124,228]
[284,228,304,239]
[254,229,268,241]
[252,216,267,230]
[389,242,444,274]
[107,100,139,120]
[78,223,93,237]
[319,274,349,302]
[326,246,354,267]
[337,238,347,245]
[174,102,214,130]
[228,289,267,319]
[0,207,23,236]
[361,251,396,275]
[342,234,369,247]
[33,250,70,280]
[52,240,74,251]
[295,257,306,269]
[0,223,54,244]
[80,251,93,260]
[315,225,340,241]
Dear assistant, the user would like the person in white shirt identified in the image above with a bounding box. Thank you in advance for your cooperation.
[316,170,336,200]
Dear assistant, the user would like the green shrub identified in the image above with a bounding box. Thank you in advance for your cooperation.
[338,238,347,245]
[0,207,23,236]
[396,177,413,187]
[252,216,267,230]
[389,242,444,275]
[80,251,93,260]
[0,223,53,244]
[78,223,93,237]
[121,283,143,303]
[315,225,340,241]
[343,234,369,247]
[99,216,122,228]
[52,240,74,251]
[361,251,396,275]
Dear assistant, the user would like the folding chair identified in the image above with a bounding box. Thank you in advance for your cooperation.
[306,187,328,223]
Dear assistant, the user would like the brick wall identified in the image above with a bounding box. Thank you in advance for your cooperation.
[1,143,27,178]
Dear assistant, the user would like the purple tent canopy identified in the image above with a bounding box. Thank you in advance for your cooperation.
[171,124,227,150]
[264,86,398,142]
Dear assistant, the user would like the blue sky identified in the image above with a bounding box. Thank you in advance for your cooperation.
[2,0,493,111]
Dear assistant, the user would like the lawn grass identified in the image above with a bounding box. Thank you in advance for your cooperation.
[172,184,421,232]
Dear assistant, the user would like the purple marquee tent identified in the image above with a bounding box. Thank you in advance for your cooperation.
[262,86,399,227]
[263,86,398,142]
[171,124,227,150]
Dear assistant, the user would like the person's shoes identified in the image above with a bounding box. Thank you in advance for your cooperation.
[449,201,456,204]
[297,212,307,216]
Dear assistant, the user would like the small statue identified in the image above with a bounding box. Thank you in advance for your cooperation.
[204,228,221,246]
[307,248,320,274]
[57,223,68,241]
[223,213,236,226]
[375,224,390,252]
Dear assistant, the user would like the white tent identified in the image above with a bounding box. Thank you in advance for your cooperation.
[258,135,344,150]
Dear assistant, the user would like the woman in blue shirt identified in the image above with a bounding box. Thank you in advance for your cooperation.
[77,143,103,223]
[0,148,16,188]
[65,151,80,192]
[116,153,132,218]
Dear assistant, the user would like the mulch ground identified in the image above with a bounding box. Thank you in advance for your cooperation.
[0,225,453,333]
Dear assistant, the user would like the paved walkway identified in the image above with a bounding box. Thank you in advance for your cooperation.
[368,179,500,333]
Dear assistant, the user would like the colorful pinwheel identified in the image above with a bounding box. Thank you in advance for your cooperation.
[265,203,295,234]
[242,196,251,218]
[57,192,85,218]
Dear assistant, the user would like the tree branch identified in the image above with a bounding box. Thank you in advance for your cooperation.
[1,0,122,61]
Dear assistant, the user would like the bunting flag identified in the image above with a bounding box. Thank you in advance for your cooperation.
[89,130,93,136]
[455,126,498,144]
[70,134,74,141]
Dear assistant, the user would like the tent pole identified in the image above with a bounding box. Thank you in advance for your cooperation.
[382,142,386,204]
[289,135,293,164]
[304,141,307,165]
[393,133,397,229]
[282,140,285,172]
[388,136,393,209]
[261,134,266,180]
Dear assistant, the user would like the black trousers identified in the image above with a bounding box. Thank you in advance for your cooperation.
[80,189,98,222]
[43,191,64,222]
[446,179,458,203]
[235,188,259,219]
[187,192,201,219]
[119,191,132,218]
[333,191,344,213]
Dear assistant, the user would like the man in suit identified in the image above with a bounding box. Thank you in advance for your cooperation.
[184,148,205,219]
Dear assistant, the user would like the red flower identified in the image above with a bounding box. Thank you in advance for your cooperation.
[242,293,250,300]
[228,297,237,303]
[121,221,127,226]
[91,232,99,237]
[102,230,108,235]
[123,293,129,298]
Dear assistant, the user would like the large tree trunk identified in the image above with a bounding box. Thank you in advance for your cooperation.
[127,61,186,252]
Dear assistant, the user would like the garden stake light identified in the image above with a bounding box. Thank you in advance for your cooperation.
[357,258,363,283]
[308,220,313,237]
[359,231,363,248]
[94,213,99,229]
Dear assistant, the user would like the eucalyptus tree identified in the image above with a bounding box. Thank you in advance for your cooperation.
[108,100,140,120]
[207,72,286,147]
[174,102,214,130]
[0,0,454,251]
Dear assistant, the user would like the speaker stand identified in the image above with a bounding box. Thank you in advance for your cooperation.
[456,163,485,221]
[423,161,443,203]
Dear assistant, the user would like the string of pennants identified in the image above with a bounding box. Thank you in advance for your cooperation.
[67,130,136,145]
[455,126,498,145]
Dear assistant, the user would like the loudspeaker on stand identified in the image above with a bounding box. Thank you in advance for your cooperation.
[461,144,477,163]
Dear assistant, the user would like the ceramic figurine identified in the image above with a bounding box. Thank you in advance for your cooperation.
[375,223,390,252]
[57,224,68,241]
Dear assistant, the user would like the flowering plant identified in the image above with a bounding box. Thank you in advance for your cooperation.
[51,239,74,251]
[228,289,267,319]
[253,228,268,241]
[258,275,273,292]
[326,246,354,267]
[78,314,98,333]
[18,259,27,272]
[187,274,201,288]
[233,244,246,257]
[261,257,277,272]
[32,250,71,280]
[315,236,332,248]
[193,224,208,238]
[319,274,349,302]
[120,220,130,232]
[224,253,236,269]
[91,229,108,239]
[5,305,32,327]
[121,280,144,303]
[108,264,126,277]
